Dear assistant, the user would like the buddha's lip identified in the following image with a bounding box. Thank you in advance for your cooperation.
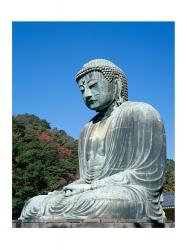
[88,99,97,105]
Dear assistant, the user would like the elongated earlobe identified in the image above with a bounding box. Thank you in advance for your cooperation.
[114,78,123,106]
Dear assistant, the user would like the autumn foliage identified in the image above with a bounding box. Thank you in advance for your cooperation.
[38,132,54,142]
[12,114,79,219]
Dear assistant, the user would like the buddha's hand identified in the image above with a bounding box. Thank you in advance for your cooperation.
[63,183,91,197]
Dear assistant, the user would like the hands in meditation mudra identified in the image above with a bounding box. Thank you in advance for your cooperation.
[19,59,167,222]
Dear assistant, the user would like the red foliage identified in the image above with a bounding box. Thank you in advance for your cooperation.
[38,132,54,142]
[61,148,72,158]
[55,143,61,150]
[55,143,72,158]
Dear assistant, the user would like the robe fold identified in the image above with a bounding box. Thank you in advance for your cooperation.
[19,101,166,221]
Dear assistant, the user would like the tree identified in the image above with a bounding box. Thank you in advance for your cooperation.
[12,114,79,219]
[163,159,175,192]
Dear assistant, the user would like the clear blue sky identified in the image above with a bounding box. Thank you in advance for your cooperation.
[12,22,174,159]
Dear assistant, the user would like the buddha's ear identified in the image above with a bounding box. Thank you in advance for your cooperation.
[113,77,122,97]
[113,77,123,105]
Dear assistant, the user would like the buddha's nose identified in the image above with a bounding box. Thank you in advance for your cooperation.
[84,87,92,99]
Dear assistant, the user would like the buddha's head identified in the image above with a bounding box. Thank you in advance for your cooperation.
[76,59,128,112]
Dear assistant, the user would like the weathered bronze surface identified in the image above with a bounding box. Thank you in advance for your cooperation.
[19,59,167,222]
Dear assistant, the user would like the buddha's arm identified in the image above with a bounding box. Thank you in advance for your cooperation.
[62,177,87,196]
[91,112,166,190]
[91,170,132,190]
[63,170,132,197]
[63,171,129,192]
[62,169,130,195]
[70,178,85,184]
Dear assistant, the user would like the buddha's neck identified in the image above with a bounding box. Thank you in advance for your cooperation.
[97,100,118,119]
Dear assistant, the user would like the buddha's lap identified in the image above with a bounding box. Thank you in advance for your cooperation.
[27,184,147,209]
[21,185,149,219]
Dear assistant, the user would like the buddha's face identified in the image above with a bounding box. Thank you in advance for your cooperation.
[77,71,116,111]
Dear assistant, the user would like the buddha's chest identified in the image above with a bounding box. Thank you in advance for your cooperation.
[86,117,111,161]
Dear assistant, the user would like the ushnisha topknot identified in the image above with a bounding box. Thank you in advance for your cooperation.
[75,59,128,101]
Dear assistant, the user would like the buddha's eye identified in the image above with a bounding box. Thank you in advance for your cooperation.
[79,86,85,93]
[89,82,97,89]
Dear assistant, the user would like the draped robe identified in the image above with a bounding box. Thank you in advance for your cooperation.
[19,101,166,221]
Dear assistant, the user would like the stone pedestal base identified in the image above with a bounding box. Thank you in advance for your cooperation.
[12,219,175,228]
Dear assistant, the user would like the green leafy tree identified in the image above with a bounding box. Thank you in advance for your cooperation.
[12,114,79,219]
[163,159,175,192]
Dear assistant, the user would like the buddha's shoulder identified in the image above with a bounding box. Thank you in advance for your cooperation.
[119,101,162,120]
[121,101,157,111]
